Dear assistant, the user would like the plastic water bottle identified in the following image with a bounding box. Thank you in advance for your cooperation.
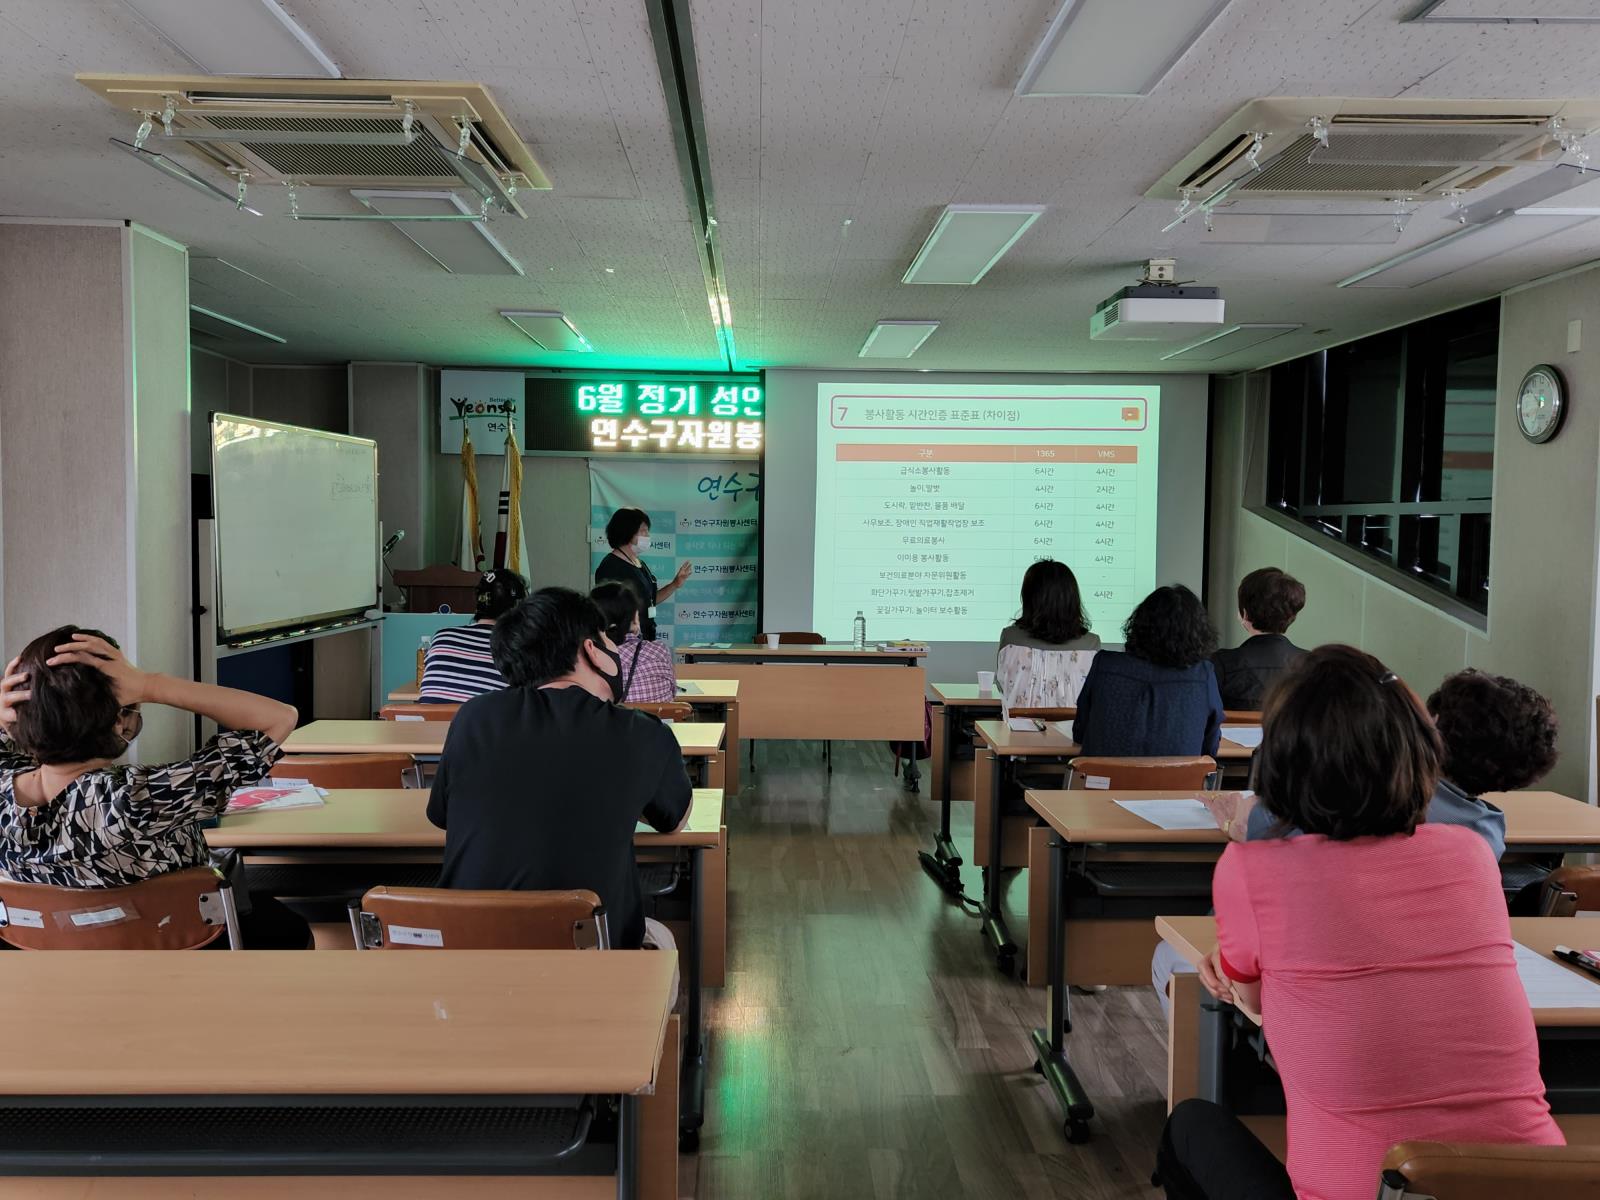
[853,610,867,650]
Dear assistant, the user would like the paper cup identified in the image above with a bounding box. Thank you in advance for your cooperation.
[766,633,781,648]
[977,670,995,695]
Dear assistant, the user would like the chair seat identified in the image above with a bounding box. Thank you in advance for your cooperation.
[0,1099,600,1175]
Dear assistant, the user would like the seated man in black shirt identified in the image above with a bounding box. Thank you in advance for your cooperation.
[426,586,692,950]
[1210,567,1307,710]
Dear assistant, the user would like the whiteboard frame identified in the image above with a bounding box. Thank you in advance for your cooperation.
[209,413,381,644]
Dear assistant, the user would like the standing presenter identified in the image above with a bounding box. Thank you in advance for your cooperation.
[594,507,693,642]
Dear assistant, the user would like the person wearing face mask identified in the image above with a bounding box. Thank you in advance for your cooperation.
[594,507,693,643]
[0,625,310,949]
[426,587,692,950]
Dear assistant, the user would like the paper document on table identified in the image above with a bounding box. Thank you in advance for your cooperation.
[1112,798,1218,831]
[226,785,325,815]
[1515,942,1600,1008]
[1007,717,1042,732]
[1221,725,1264,749]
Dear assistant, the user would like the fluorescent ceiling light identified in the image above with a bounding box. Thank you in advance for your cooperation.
[1338,212,1595,288]
[346,191,522,275]
[1456,165,1593,224]
[859,320,940,358]
[190,305,285,344]
[110,138,262,214]
[1412,0,1600,23]
[903,205,1044,285]
[1161,323,1299,361]
[1017,0,1231,97]
[118,0,341,76]
[500,311,593,352]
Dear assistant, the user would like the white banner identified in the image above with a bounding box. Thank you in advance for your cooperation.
[588,459,760,648]
[440,369,527,455]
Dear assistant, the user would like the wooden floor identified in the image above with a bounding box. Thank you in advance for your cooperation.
[681,741,1168,1199]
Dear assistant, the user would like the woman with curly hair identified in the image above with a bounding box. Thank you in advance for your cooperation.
[1071,584,1223,757]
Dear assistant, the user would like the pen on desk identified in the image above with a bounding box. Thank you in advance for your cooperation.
[1553,946,1600,981]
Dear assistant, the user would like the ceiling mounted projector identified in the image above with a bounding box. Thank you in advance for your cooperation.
[1090,258,1226,341]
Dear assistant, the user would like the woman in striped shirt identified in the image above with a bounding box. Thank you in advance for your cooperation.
[418,571,527,703]
[590,582,678,704]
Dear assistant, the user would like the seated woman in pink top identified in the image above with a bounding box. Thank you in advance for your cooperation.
[1156,644,1562,1200]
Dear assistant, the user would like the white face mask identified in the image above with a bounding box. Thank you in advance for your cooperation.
[634,535,650,554]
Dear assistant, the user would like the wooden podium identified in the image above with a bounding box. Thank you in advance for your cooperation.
[393,565,479,614]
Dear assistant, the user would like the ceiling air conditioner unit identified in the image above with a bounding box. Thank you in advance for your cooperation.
[77,74,549,209]
[1150,97,1600,206]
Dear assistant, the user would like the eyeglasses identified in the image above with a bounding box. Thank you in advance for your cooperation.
[118,706,144,742]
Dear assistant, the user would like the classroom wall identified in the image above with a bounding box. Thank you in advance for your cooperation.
[1208,264,1600,802]
[0,220,193,761]
[350,362,433,608]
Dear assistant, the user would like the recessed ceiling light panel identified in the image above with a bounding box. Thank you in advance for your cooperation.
[500,311,593,352]
[903,205,1045,285]
[1017,0,1231,97]
[119,0,341,76]
[859,320,940,358]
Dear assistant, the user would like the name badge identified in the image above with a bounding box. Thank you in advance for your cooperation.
[648,606,657,618]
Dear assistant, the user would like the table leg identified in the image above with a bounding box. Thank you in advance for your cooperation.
[1029,829,1095,1143]
[722,700,740,793]
[918,703,963,895]
[980,749,1017,974]
[618,1092,640,1200]
[679,846,707,1151]
[1198,994,1230,1107]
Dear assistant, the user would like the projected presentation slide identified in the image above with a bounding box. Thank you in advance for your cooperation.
[813,382,1160,642]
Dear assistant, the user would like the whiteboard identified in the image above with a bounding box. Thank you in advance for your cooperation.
[211,414,379,641]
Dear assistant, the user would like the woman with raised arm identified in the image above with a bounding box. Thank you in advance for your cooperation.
[0,626,310,949]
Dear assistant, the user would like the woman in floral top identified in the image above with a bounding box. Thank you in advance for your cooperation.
[0,626,310,948]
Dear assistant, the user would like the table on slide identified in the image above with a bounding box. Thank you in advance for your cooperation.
[1157,916,1600,1120]
[208,788,724,1149]
[676,645,925,747]
[283,719,727,788]
[969,719,1258,977]
[1024,790,1600,1142]
[0,951,678,1198]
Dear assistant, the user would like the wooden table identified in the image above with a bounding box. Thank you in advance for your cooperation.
[673,679,741,792]
[1157,915,1600,1120]
[0,951,678,1198]
[972,720,1257,977]
[921,684,1001,889]
[1020,791,1600,1143]
[284,720,728,789]
[209,789,726,1149]
[386,685,421,703]
[676,644,926,744]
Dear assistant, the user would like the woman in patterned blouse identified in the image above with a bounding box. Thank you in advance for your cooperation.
[0,626,311,948]
[590,582,679,704]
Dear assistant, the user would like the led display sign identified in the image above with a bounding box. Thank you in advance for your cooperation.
[523,374,764,457]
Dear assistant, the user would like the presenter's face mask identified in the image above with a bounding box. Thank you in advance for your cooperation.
[634,533,650,554]
[588,639,628,703]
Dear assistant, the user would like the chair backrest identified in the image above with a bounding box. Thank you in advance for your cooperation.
[997,645,1095,720]
[1222,709,1264,724]
[761,631,825,645]
[630,701,695,722]
[273,753,415,789]
[349,886,608,950]
[1539,864,1600,915]
[380,703,460,722]
[1066,756,1219,790]
[1380,1140,1600,1199]
[0,867,238,950]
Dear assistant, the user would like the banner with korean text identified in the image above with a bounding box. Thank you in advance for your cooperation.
[588,458,760,648]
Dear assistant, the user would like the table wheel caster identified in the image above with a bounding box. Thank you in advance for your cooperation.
[679,1127,700,1153]
[1031,1059,1044,1076]
[1065,1119,1090,1144]
[995,949,1015,976]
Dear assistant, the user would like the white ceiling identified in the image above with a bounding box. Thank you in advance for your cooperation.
[2,0,1600,373]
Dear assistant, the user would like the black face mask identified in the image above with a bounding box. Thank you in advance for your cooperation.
[590,642,627,703]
